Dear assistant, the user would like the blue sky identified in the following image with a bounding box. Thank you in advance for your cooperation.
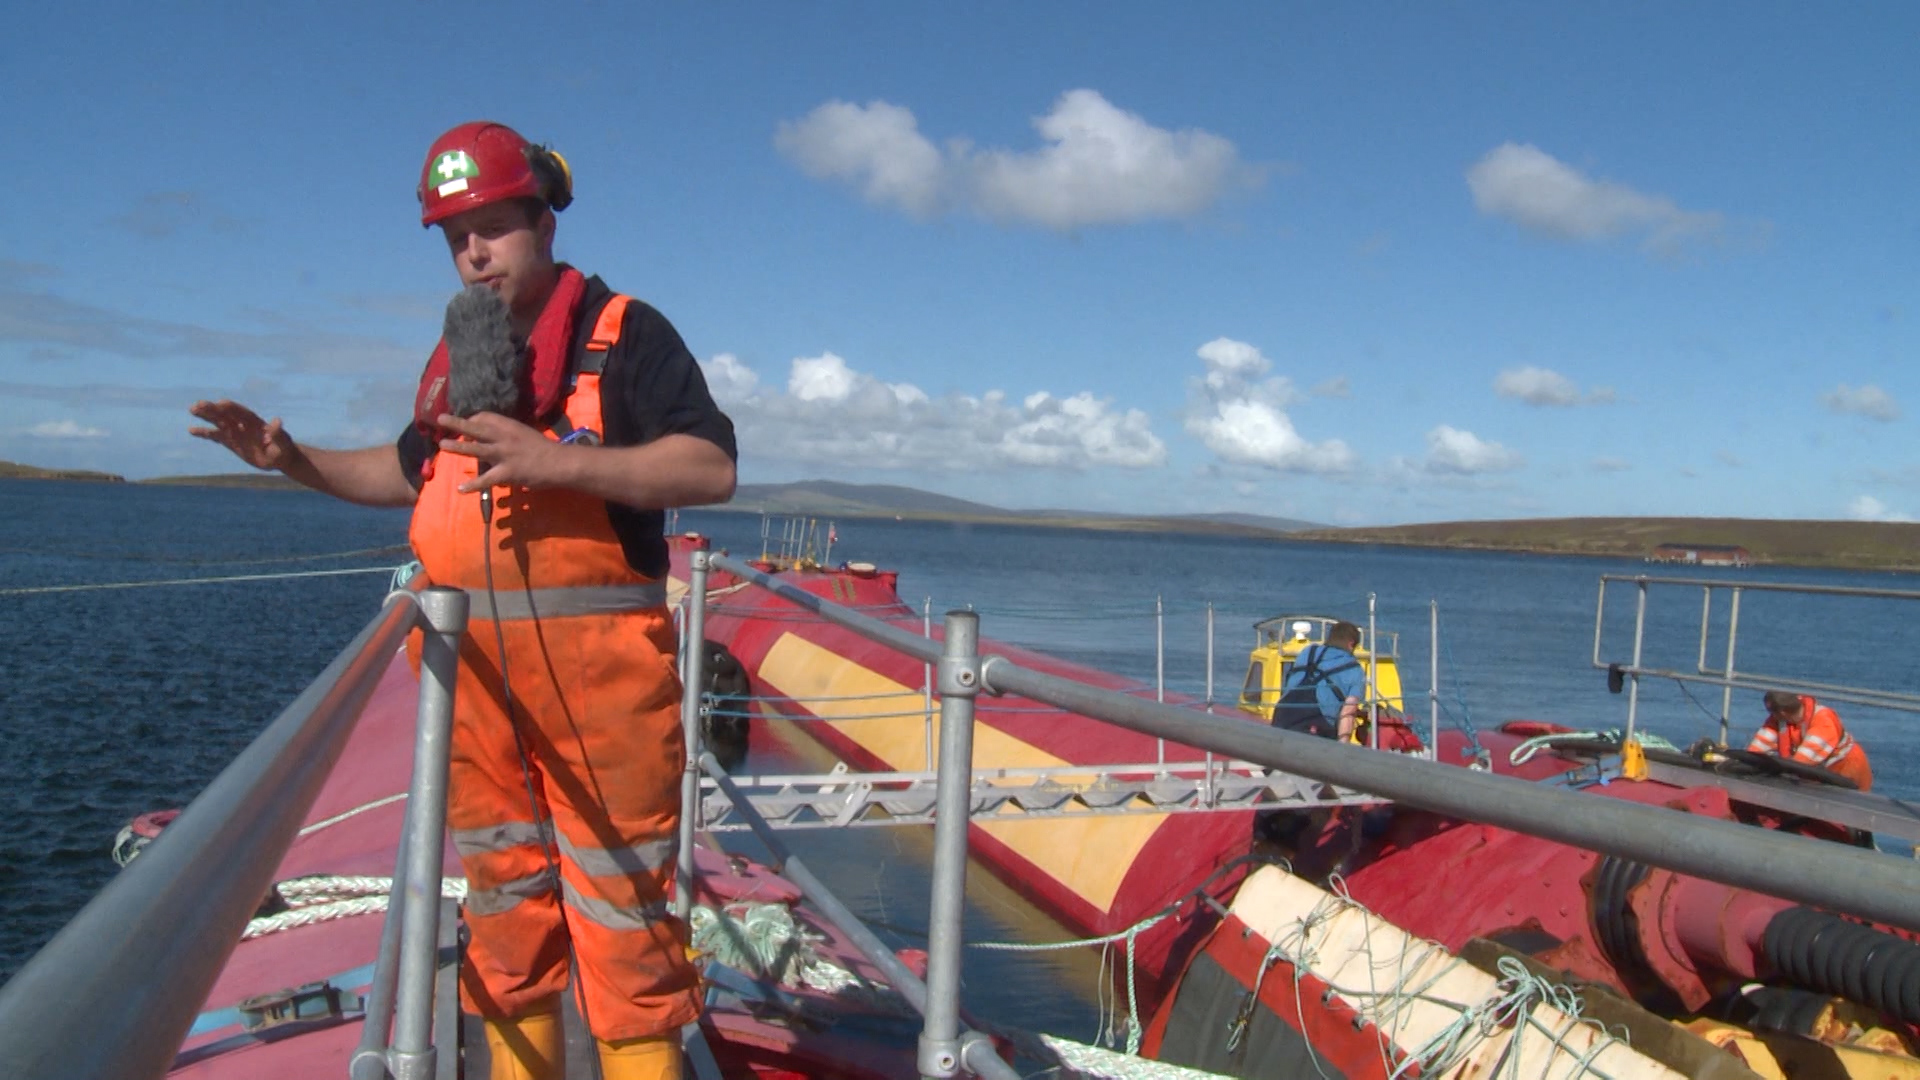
[2,4,1915,525]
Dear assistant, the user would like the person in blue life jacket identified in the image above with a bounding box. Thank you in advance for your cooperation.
[1270,620,1367,741]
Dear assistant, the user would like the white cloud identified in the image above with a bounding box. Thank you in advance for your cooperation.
[700,352,1163,471]
[773,101,946,218]
[1848,495,1913,523]
[1195,337,1275,389]
[776,90,1256,230]
[26,419,108,439]
[1423,425,1522,475]
[1821,383,1900,421]
[703,353,760,403]
[1494,366,1577,407]
[1493,366,1614,407]
[1183,337,1353,474]
[1466,143,1724,254]
[1310,376,1350,399]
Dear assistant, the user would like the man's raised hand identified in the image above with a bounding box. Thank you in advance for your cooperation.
[188,400,297,471]
[437,412,566,494]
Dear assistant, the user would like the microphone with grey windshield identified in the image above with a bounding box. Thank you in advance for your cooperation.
[441,285,523,522]
[443,285,524,419]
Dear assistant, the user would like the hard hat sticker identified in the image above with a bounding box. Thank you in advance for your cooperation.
[432,150,479,197]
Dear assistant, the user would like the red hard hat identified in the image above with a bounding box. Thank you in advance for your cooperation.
[417,121,572,228]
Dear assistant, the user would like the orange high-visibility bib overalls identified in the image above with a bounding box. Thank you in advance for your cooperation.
[407,296,701,1051]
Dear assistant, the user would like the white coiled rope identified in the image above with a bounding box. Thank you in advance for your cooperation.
[245,875,469,940]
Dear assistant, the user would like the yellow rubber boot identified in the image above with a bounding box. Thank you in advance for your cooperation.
[596,1033,684,1080]
[482,1003,566,1080]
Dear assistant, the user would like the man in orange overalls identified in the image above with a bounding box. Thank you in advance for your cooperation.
[1747,690,1874,791]
[189,121,737,1080]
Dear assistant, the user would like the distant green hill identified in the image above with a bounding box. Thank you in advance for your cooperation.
[1,459,306,490]
[731,480,1004,516]
[0,460,125,482]
[1290,516,1920,572]
[142,471,306,490]
[723,479,1318,537]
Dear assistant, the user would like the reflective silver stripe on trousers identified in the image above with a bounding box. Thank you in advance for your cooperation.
[464,582,668,621]
[455,821,559,916]
[452,820,552,859]
[561,880,670,931]
[555,834,677,879]
[467,872,555,916]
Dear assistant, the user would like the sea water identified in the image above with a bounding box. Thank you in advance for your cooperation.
[3,478,1916,1042]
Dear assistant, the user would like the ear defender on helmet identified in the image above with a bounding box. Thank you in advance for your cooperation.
[526,145,573,212]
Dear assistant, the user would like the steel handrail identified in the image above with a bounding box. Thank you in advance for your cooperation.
[1593,574,1920,744]
[0,590,424,1080]
[1598,573,1920,601]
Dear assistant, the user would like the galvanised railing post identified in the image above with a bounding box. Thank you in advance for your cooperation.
[924,598,935,771]
[1155,595,1165,769]
[1624,578,1648,744]
[1367,594,1380,750]
[677,543,712,922]
[389,586,468,1080]
[1721,587,1743,746]
[919,611,981,1080]
[349,829,414,1080]
[1204,601,1215,711]
[1429,600,1440,762]
[1204,602,1215,808]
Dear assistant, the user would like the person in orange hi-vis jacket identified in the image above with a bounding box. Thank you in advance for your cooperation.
[190,121,737,1080]
[1747,690,1874,792]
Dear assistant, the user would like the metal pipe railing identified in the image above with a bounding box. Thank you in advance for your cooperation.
[712,554,940,662]
[1600,573,1920,602]
[677,545,712,921]
[1720,587,1742,744]
[1595,575,1920,718]
[349,831,415,1080]
[1428,600,1440,761]
[1624,579,1648,743]
[0,589,425,1080]
[385,587,467,1080]
[920,612,981,1079]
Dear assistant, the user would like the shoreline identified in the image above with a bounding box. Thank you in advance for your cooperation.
[8,468,1914,575]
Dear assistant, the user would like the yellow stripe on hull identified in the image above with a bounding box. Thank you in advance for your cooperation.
[758,631,1164,914]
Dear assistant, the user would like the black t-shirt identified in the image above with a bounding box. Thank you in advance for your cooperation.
[397,275,737,577]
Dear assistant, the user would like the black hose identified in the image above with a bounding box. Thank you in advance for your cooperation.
[1761,906,1920,1024]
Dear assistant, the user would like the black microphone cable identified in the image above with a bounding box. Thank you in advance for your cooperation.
[476,485,605,1079]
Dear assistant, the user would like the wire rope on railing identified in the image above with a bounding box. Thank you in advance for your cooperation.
[1437,623,1487,761]
[702,602,917,620]
[0,565,405,597]
[737,689,933,705]
[0,543,412,566]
